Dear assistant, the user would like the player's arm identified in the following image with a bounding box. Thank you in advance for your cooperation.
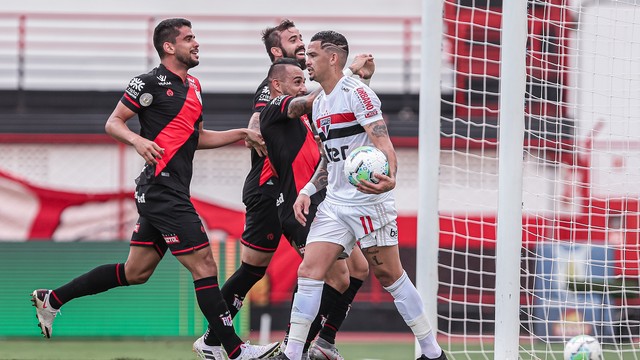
[105,102,165,165]
[287,87,321,119]
[358,119,397,194]
[244,111,266,155]
[293,154,328,226]
[197,122,266,153]
[345,54,375,85]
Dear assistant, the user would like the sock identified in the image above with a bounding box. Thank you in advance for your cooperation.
[49,263,129,309]
[205,262,267,346]
[282,285,298,346]
[319,276,363,344]
[284,277,323,360]
[383,271,442,359]
[193,276,243,359]
[305,283,342,351]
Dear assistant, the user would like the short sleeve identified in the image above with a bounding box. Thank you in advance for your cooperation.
[350,85,384,127]
[120,75,150,113]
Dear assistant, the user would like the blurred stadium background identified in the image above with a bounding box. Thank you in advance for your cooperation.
[1,0,639,359]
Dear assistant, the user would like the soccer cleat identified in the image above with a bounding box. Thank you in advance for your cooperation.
[30,289,59,338]
[417,351,448,360]
[236,341,280,360]
[308,338,344,360]
[192,335,226,360]
[251,352,290,360]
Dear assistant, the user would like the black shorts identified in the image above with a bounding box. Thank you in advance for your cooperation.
[240,194,283,252]
[280,202,318,253]
[131,184,209,256]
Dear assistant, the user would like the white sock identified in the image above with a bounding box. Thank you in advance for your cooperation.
[384,271,442,358]
[284,277,323,360]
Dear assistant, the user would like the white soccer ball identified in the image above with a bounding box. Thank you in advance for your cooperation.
[343,145,389,186]
[563,335,603,360]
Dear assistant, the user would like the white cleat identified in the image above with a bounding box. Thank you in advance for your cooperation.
[30,289,59,339]
[308,338,344,360]
[193,335,226,360]
[236,341,280,360]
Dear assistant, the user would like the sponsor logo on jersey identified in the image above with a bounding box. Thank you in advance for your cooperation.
[276,192,284,207]
[134,191,145,203]
[162,233,180,244]
[139,93,153,107]
[134,223,140,233]
[272,95,286,106]
[356,87,374,111]
[365,110,379,118]
[258,86,270,103]
[129,77,145,91]
[157,75,172,86]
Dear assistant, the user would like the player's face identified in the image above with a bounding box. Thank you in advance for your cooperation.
[306,40,330,82]
[279,27,306,70]
[173,26,200,69]
[280,66,307,97]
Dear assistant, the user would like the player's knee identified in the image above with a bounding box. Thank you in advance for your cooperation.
[297,262,324,281]
[372,266,401,287]
[126,269,153,285]
[349,258,370,281]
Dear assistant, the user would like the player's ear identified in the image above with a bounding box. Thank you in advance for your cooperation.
[270,47,283,59]
[163,42,175,55]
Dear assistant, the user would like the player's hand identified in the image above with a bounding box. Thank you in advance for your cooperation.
[132,137,164,165]
[245,129,267,157]
[356,173,395,194]
[293,194,311,226]
[349,53,375,80]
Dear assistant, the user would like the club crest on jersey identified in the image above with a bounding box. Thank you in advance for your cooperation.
[316,116,331,138]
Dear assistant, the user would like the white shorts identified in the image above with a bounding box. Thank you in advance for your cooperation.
[306,198,399,255]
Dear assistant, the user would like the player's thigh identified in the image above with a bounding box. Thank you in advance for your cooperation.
[361,244,404,287]
[241,194,283,253]
[241,245,275,267]
[281,202,318,256]
[176,246,217,280]
[324,258,350,293]
[299,241,345,281]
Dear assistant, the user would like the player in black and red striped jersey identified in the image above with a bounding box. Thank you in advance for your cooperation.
[30,18,278,360]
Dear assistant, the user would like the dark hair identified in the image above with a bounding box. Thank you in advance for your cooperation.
[267,58,302,81]
[153,18,192,59]
[310,30,349,57]
[261,19,296,62]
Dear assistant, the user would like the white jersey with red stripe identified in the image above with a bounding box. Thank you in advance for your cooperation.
[312,75,393,205]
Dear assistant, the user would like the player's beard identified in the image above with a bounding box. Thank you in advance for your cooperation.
[177,51,199,69]
[283,46,306,70]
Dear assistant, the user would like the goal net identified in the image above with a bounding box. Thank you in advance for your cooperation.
[437,0,640,358]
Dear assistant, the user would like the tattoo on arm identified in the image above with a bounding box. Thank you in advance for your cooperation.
[247,112,260,132]
[310,156,328,191]
[371,122,389,138]
[287,97,310,119]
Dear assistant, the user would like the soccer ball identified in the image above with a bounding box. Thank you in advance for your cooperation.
[563,335,603,360]
[343,145,389,186]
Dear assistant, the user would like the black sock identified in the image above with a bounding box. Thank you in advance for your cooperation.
[204,262,267,346]
[194,276,243,358]
[304,284,342,352]
[49,263,129,309]
[320,277,363,344]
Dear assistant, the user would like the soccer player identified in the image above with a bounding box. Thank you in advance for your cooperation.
[260,31,448,360]
[29,18,279,360]
[195,19,371,360]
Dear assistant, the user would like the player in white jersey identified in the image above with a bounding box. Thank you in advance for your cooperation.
[258,31,447,360]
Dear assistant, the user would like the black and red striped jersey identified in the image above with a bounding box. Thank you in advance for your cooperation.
[120,64,202,195]
[260,95,325,220]
[241,77,279,202]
